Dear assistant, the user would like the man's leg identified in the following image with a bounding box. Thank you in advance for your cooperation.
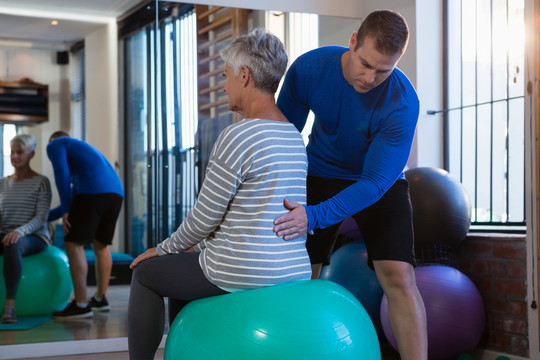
[92,241,112,299]
[373,260,427,360]
[64,241,88,304]
[311,263,323,279]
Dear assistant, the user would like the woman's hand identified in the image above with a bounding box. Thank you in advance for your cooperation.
[130,247,159,269]
[2,231,22,246]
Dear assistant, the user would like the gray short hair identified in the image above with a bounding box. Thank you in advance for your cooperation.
[11,133,37,153]
[220,28,288,94]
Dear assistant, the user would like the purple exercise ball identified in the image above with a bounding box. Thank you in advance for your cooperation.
[380,265,485,360]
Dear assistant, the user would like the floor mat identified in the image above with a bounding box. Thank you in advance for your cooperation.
[0,315,51,331]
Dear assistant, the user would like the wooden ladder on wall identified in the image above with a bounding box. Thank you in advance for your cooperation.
[195,5,250,123]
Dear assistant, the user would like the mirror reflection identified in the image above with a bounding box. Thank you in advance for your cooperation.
[0,0,362,356]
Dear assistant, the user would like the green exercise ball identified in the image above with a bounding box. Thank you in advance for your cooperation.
[165,279,380,360]
[0,245,73,316]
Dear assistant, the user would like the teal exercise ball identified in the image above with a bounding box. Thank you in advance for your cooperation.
[0,246,73,316]
[165,279,380,360]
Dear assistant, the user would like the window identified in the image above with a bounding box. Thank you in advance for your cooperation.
[444,0,525,230]
[1,124,17,176]
[70,45,86,141]
[122,3,197,255]
[266,11,319,144]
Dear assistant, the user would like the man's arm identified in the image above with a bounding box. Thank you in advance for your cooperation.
[47,141,73,216]
[275,106,418,238]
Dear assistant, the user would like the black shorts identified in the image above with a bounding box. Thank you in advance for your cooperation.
[64,193,123,246]
[307,176,416,269]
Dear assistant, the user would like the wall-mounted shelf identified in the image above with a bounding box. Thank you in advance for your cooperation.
[0,78,49,124]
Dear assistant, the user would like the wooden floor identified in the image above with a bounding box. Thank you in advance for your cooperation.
[0,285,171,359]
[0,285,134,346]
[19,349,164,360]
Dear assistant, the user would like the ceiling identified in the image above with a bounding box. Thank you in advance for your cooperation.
[0,0,146,47]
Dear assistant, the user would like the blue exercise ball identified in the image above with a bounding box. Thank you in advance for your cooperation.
[320,242,383,335]
[380,265,485,360]
[165,279,381,360]
[0,245,73,316]
[405,167,471,247]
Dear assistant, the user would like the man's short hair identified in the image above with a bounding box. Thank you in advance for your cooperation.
[355,9,409,57]
[49,130,70,142]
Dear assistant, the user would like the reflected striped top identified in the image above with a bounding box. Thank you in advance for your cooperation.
[157,118,312,289]
[0,174,52,244]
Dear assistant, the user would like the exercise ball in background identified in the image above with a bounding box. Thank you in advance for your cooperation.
[339,216,362,240]
[332,217,363,252]
[380,265,485,360]
[320,242,384,335]
[165,280,381,360]
[0,245,73,316]
[404,167,471,247]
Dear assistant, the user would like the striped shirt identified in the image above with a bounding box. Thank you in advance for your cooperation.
[0,174,52,244]
[157,118,312,289]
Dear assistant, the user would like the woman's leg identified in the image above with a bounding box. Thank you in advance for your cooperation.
[128,252,227,360]
[2,235,47,300]
[168,298,190,325]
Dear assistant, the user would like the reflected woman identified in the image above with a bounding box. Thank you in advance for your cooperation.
[0,133,52,323]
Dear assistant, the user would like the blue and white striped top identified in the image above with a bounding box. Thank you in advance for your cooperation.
[157,118,312,289]
[0,174,52,244]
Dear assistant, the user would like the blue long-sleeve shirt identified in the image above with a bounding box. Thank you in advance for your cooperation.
[47,137,124,221]
[277,46,419,232]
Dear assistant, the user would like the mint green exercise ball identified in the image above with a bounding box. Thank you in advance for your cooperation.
[0,246,73,316]
[165,279,380,360]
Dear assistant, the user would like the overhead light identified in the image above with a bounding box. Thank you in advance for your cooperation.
[0,39,67,50]
[0,6,114,24]
[51,20,59,26]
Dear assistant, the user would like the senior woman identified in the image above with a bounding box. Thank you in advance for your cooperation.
[0,133,52,323]
[128,28,311,359]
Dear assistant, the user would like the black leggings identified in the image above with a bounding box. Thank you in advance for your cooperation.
[127,252,227,360]
[0,234,47,299]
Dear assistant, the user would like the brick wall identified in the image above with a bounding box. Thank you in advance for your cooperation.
[455,233,528,357]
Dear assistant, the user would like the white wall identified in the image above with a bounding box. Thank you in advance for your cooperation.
[0,46,69,210]
[85,22,119,171]
[524,0,539,356]
[84,21,122,251]
[318,15,359,48]
[410,0,444,169]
